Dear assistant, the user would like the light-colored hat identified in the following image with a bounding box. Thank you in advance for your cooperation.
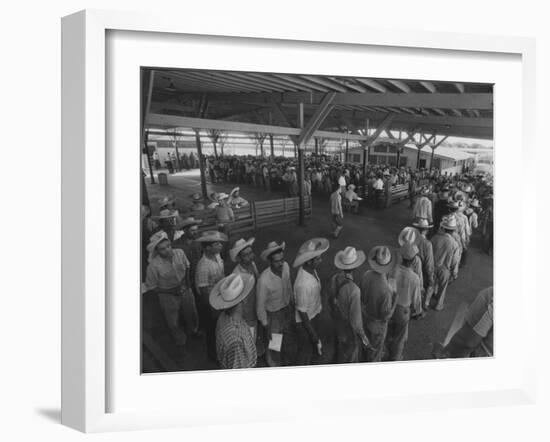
[348,184,356,191]
[217,192,230,200]
[229,237,255,262]
[179,217,203,229]
[195,230,229,243]
[146,231,170,262]
[191,193,202,201]
[208,192,219,202]
[158,195,175,208]
[367,246,397,274]
[470,199,480,208]
[412,218,433,229]
[334,246,366,270]
[447,200,459,210]
[230,187,240,196]
[420,186,430,195]
[292,238,330,268]
[440,215,458,231]
[400,243,419,261]
[260,241,286,261]
[152,208,177,221]
[209,273,255,311]
[398,226,417,246]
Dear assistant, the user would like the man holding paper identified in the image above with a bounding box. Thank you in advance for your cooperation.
[256,241,294,367]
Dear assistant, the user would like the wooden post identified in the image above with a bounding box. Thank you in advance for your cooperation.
[269,134,274,157]
[143,130,155,186]
[194,129,208,200]
[298,103,305,226]
[396,145,401,168]
[315,137,319,155]
[345,138,349,163]
[430,147,436,170]
[416,146,422,170]
[141,69,155,184]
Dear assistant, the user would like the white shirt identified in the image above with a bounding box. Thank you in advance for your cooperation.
[294,267,322,322]
[338,176,346,187]
[373,178,384,190]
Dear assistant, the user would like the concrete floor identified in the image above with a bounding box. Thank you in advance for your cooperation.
[142,168,493,372]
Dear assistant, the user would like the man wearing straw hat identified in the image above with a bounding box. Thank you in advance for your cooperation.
[228,187,249,209]
[195,230,229,361]
[396,227,424,291]
[230,237,260,349]
[189,193,206,212]
[412,187,433,225]
[360,246,398,362]
[257,241,295,367]
[386,243,424,361]
[215,193,235,233]
[428,216,461,311]
[209,273,257,369]
[293,238,330,365]
[344,184,362,214]
[143,231,198,347]
[179,217,203,288]
[330,247,371,363]
[412,218,435,308]
[153,209,185,248]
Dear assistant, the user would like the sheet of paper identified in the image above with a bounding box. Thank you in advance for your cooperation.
[268,333,283,352]
[249,327,256,340]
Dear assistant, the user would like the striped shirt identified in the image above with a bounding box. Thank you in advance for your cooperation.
[195,254,224,295]
[215,312,257,369]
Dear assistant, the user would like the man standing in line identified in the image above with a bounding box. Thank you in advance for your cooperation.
[195,230,228,361]
[413,187,433,225]
[412,218,435,308]
[330,246,371,363]
[230,238,260,351]
[386,243,423,361]
[360,246,398,362]
[427,216,461,311]
[209,273,257,369]
[372,173,385,209]
[330,184,344,238]
[293,238,330,365]
[143,231,198,347]
[257,241,294,367]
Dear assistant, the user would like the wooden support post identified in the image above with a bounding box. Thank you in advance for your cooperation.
[143,130,155,187]
[141,69,155,184]
[396,145,401,168]
[194,129,209,200]
[430,147,436,170]
[298,102,305,226]
[315,137,319,155]
[416,145,422,170]
[269,134,274,157]
[345,138,349,163]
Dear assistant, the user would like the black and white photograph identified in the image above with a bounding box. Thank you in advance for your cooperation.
[140,68,494,373]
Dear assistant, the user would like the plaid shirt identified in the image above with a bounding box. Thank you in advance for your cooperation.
[195,254,225,295]
[215,312,257,369]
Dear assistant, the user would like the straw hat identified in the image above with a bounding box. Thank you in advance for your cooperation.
[195,230,229,243]
[440,215,458,231]
[367,246,397,274]
[348,184,356,191]
[146,231,170,263]
[230,187,240,197]
[398,226,418,246]
[229,237,255,262]
[152,208,177,221]
[209,273,255,311]
[158,195,175,208]
[191,193,202,201]
[217,193,230,200]
[470,199,480,208]
[412,218,433,230]
[399,243,419,261]
[292,238,330,268]
[334,246,366,270]
[260,241,286,261]
[179,217,203,229]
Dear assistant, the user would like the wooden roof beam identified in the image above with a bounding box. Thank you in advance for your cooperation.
[355,78,387,93]
[296,92,337,146]
[455,83,465,93]
[388,80,411,93]
[420,81,437,93]
[300,75,348,93]
[272,74,330,92]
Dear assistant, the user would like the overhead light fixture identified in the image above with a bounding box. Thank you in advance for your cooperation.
[165,80,177,92]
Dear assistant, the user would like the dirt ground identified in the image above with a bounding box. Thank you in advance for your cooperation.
[142,168,493,373]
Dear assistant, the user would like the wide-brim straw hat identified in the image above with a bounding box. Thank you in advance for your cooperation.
[367,246,397,274]
[195,230,229,243]
[230,187,240,197]
[152,209,178,221]
[229,237,255,262]
[217,192,230,200]
[292,238,330,268]
[260,241,286,261]
[209,273,255,311]
[440,215,458,231]
[334,246,366,270]
[158,195,175,207]
[348,184,356,191]
[146,231,170,263]
[412,218,433,229]
[191,193,203,201]
[179,217,203,229]
[398,226,418,246]
[470,199,481,208]
[399,243,419,261]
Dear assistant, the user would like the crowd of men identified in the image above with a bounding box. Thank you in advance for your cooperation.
[141,161,493,369]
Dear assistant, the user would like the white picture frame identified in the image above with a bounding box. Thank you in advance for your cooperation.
[61,9,537,433]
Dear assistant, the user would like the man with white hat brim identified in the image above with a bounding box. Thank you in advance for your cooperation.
[386,242,425,361]
[228,187,249,209]
[229,237,255,263]
[260,241,285,262]
[360,245,398,362]
[293,238,330,365]
[209,273,257,369]
[412,186,433,226]
[143,231,198,347]
[410,219,435,306]
[195,230,228,243]
[429,215,461,311]
[331,247,370,363]
[395,227,425,291]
